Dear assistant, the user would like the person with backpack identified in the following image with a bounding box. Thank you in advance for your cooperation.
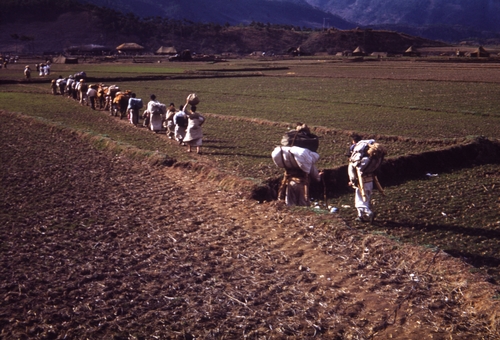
[127,93,143,126]
[65,75,74,98]
[348,140,386,223]
[272,124,323,206]
[78,79,89,106]
[56,76,66,95]
[164,103,177,139]
[143,94,166,132]
[173,105,188,144]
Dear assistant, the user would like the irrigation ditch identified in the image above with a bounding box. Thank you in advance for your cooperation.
[253,136,500,202]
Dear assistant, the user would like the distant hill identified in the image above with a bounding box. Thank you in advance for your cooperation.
[75,0,500,43]
[2,0,499,46]
[304,0,500,43]
[77,0,355,30]
[0,0,448,55]
[308,0,500,31]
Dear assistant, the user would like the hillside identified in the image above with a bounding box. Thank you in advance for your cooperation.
[0,6,447,55]
[77,0,355,30]
[311,0,500,32]
[77,0,500,43]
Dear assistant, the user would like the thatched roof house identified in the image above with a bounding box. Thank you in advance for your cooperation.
[116,43,144,53]
[352,46,366,56]
[403,46,420,57]
[469,46,490,58]
[52,55,78,64]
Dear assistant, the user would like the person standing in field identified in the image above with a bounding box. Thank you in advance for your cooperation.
[164,103,177,139]
[173,105,188,144]
[183,105,205,154]
[87,84,98,110]
[348,140,386,223]
[272,124,323,206]
[50,79,58,95]
[144,94,166,132]
[65,75,75,98]
[127,93,143,126]
[78,79,88,106]
[24,65,31,80]
[56,75,66,95]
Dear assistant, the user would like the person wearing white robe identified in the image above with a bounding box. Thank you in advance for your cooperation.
[173,106,188,144]
[183,105,205,154]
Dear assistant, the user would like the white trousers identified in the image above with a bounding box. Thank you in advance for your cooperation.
[355,181,373,219]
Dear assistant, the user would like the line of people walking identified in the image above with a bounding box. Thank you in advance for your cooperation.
[49,73,205,154]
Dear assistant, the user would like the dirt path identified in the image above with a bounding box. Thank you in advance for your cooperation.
[0,111,498,339]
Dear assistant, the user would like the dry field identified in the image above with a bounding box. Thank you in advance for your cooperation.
[1,58,499,339]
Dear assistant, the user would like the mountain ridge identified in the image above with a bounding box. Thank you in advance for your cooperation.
[77,0,500,43]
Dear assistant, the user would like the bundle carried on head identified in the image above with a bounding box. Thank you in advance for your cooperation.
[186,93,200,106]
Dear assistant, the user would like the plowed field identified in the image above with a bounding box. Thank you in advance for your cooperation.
[1,110,499,339]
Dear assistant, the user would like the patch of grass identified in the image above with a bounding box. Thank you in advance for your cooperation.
[342,163,500,282]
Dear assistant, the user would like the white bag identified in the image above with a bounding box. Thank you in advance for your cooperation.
[272,146,319,174]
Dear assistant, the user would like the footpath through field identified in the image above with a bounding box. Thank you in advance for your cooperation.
[0,110,498,339]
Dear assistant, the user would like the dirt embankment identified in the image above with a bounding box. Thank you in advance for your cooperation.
[0,111,499,339]
[256,137,500,202]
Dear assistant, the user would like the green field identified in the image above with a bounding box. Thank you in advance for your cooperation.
[1,57,499,281]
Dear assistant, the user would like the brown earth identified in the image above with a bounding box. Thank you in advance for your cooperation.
[1,110,499,339]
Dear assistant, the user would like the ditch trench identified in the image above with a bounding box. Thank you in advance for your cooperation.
[252,137,500,202]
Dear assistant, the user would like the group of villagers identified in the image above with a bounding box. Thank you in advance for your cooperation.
[46,70,383,220]
[23,62,51,79]
[48,72,205,154]
[140,93,205,154]
[272,124,386,224]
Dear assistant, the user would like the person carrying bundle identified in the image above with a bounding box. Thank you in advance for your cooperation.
[24,65,31,80]
[144,94,166,132]
[164,103,177,139]
[348,139,386,223]
[182,94,205,153]
[272,124,323,206]
[127,93,143,126]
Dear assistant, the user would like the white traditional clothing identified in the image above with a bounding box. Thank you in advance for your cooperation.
[127,97,142,126]
[272,146,321,206]
[348,151,378,222]
[150,110,163,131]
[164,109,176,138]
[183,113,204,146]
[173,110,188,142]
[145,100,166,132]
[355,179,373,220]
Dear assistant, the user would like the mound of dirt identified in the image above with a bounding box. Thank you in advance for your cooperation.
[0,111,498,339]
